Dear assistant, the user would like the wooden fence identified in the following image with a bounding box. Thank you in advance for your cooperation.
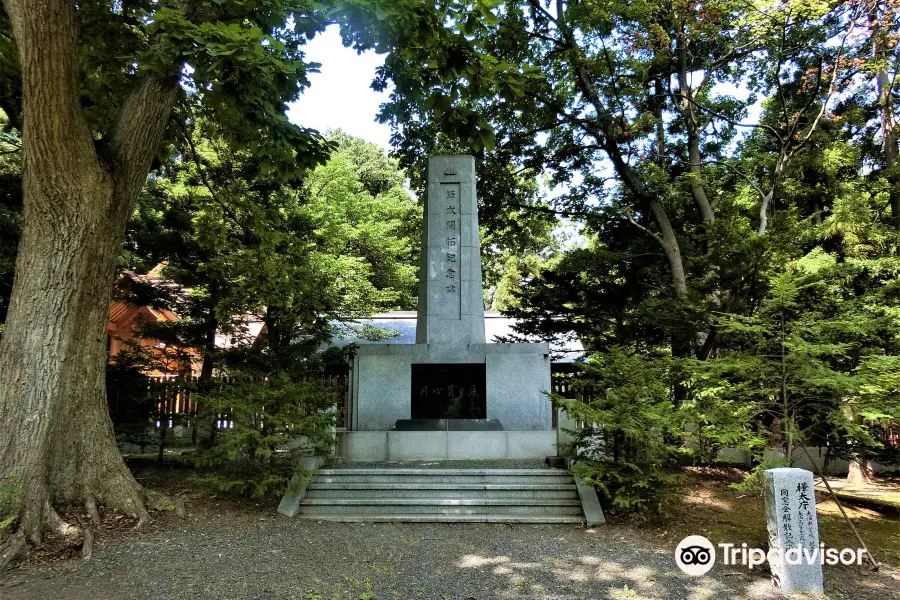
[147,376,199,427]
[550,362,587,398]
[137,372,351,430]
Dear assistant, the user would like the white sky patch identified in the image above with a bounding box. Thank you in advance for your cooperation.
[711,80,765,137]
[287,26,393,150]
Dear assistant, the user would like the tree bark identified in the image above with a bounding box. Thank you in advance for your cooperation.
[846,455,875,487]
[872,10,899,229]
[757,152,784,236]
[676,30,715,226]
[648,198,689,299]
[0,0,178,547]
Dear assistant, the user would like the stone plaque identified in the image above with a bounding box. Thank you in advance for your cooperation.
[410,363,486,419]
[763,468,824,594]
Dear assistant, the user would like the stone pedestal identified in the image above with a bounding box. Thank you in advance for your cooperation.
[763,468,824,594]
[336,429,557,462]
[351,343,551,432]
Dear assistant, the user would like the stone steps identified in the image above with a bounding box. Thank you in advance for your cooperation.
[306,483,576,499]
[294,468,586,523]
[293,514,586,524]
[315,468,573,485]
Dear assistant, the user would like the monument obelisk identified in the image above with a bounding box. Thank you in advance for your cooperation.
[416,156,485,346]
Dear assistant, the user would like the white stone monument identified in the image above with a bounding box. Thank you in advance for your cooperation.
[342,156,554,461]
[763,468,824,595]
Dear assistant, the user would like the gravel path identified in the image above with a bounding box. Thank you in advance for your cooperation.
[3,512,893,600]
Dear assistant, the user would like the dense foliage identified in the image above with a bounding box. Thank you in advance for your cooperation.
[116,130,417,495]
[372,0,900,512]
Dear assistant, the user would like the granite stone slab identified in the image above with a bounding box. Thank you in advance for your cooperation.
[763,467,824,595]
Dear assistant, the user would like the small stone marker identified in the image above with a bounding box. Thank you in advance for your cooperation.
[763,467,824,594]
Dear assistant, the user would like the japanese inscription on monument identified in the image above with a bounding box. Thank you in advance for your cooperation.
[442,183,460,297]
[763,468,824,595]
[410,363,487,419]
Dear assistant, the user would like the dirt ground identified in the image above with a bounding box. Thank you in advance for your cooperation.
[816,475,900,513]
[0,462,898,600]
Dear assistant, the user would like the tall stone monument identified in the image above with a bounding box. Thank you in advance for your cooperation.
[416,155,485,346]
[343,156,554,461]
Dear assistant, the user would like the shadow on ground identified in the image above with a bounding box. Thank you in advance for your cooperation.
[3,516,894,600]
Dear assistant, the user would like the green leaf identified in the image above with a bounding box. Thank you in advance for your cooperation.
[478,128,496,152]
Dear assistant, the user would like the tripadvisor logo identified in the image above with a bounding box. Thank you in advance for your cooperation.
[675,535,716,576]
[674,535,868,576]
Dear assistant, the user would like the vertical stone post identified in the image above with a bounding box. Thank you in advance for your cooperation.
[415,155,485,346]
[763,467,824,594]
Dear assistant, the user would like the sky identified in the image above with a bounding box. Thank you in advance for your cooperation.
[287,27,394,150]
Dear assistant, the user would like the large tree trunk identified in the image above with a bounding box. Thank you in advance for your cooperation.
[0,0,177,552]
[846,455,875,487]
[0,191,149,539]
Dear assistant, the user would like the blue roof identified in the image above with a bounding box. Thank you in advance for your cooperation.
[329,311,585,362]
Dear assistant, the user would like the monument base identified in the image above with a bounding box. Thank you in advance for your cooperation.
[392,419,504,431]
[337,430,557,462]
[350,343,552,432]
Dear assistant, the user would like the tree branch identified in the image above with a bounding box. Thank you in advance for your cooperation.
[101,72,180,212]
[685,95,785,144]
[690,159,766,198]
[787,6,859,160]
[622,206,663,246]
[527,0,558,25]
[509,200,594,218]
[180,126,242,224]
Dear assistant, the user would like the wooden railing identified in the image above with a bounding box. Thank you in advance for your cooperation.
[147,375,199,427]
[110,372,352,430]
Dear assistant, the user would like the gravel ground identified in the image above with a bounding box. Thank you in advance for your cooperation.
[3,511,895,600]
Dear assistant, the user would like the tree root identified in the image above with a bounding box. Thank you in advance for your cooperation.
[0,484,178,567]
[85,496,101,527]
[80,497,99,562]
[81,526,94,561]
[47,504,81,546]
[0,532,26,571]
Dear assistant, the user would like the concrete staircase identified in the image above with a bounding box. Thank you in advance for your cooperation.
[293,468,585,523]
